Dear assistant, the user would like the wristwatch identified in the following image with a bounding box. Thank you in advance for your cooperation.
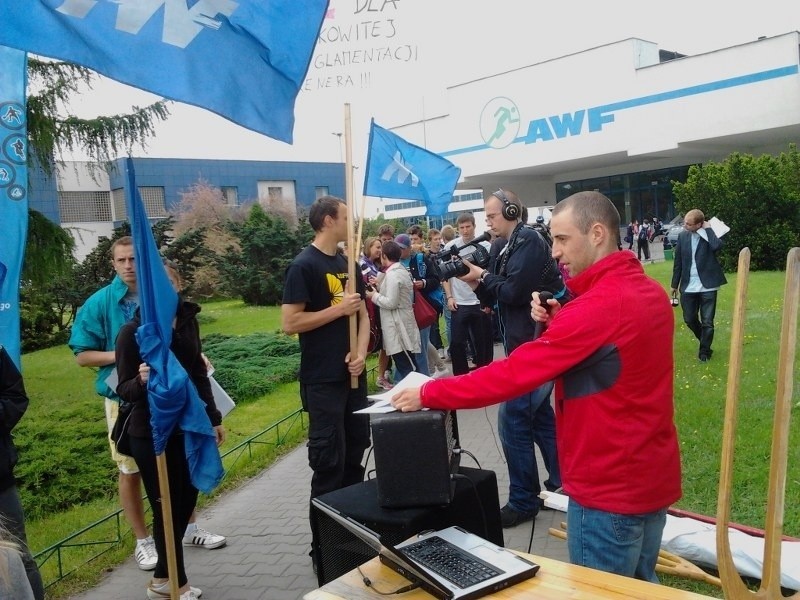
[479,270,489,283]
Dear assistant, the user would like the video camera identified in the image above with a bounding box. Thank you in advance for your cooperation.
[432,232,492,281]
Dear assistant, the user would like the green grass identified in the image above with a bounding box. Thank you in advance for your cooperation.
[16,268,800,598]
[643,260,799,597]
[20,300,308,598]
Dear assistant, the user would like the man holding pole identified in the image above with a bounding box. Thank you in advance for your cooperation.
[281,195,371,570]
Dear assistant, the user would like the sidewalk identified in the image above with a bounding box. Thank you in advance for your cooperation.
[71,372,569,600]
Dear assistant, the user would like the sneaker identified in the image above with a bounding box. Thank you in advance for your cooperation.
[431,366,449,380]
[147,581,203,599]
[135,538,158,571]
[499,504,536,528]
[376,377,394,390]
[182,527,227,549]
[180,591,199,600]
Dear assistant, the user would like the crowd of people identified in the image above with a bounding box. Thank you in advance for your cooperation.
[1,191,728,598]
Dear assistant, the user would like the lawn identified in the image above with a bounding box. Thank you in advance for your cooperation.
[14,270,800,598]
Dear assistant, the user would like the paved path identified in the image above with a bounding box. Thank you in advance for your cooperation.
[71,367,569,599]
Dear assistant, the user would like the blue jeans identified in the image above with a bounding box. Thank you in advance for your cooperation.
[680,290,718,357]
[413,326,431,376]
[567,498,667,583]
[497,382,560,514]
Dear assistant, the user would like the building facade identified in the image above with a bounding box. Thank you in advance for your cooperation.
[30,157,345,260]
[381,32,800,225]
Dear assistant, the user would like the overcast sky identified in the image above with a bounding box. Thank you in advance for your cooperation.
[63,0,800,209]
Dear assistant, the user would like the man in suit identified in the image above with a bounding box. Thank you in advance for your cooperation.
[670,209,727,362]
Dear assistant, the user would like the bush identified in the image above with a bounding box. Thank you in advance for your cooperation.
[201,332,300,401]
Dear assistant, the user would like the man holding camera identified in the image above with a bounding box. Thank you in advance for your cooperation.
[441,213,494,376]
[460,190,567,527]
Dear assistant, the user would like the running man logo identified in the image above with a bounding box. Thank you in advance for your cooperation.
[55,0,239,49]
[381,151,419,188]
[480,97,521,149]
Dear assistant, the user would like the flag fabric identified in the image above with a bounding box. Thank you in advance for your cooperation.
[125,158,223,493]
[363,119,462,217]
[0,46,28,369]
[0,1,329,144]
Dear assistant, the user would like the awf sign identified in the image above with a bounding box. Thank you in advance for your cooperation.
[451,64,800,157]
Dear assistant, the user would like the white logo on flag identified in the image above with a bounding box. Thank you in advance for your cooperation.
[381,151,419,188]
[56,0,238,48]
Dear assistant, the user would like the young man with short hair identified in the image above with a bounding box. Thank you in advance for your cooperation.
[69,237,226,572]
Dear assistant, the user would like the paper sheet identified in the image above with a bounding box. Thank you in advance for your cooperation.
[355,371,433,414]
[708,216,730,238]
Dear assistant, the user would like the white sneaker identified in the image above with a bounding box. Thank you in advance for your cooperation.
[182,526,227,549]
[147,580,203,599]
[135,537,158,571]
[180,591,199,600]
[431,366,449,379]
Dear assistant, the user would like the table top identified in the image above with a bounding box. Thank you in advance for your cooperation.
[304,553,715,600]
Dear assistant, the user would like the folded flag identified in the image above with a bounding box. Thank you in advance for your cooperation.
[126,158,223,493]
[0,0,329,143]
[363,119,461,217]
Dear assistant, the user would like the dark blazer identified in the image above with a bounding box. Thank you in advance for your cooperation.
[671,227,727,291]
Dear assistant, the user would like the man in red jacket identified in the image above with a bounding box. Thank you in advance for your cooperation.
[392,191,681,583]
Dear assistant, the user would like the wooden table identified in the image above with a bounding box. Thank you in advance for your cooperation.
[304,553,715,600]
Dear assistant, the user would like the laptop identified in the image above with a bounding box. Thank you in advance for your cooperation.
[312,497,539,600]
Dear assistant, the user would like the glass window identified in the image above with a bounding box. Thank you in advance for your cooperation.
[315,186,329,199]
[221,186,238,206]
[58,191,112,223]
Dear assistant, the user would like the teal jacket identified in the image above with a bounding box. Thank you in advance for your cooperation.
[68,276,132,400]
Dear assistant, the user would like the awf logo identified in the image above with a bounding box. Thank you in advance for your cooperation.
[479,97,520,149]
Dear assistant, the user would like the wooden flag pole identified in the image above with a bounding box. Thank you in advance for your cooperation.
[344,103,358,389]
[156,452,180,599]
[716,247,800,599]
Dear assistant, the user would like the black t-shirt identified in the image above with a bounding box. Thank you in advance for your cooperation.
[282,245,365,384]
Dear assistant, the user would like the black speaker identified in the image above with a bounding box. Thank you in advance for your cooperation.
[310,467,503,586]
[371,410,460,508]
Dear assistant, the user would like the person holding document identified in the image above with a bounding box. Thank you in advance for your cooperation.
[390,192,682,583]
[670,208,727,362]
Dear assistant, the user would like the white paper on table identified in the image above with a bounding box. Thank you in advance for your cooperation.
[355,371,433,414]
[708,216,730,238]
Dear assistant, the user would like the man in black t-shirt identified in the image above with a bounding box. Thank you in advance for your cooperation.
[281,196,371,568]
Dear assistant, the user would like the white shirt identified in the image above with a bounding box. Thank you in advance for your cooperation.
[443,237,491,306]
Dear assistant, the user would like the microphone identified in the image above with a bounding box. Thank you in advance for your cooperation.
[533,291,554,340]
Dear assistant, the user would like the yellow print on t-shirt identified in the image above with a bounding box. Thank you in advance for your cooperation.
[327,273,348,305]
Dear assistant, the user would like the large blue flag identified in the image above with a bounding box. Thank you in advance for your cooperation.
[0,1,329,144]
[363,119,462,217]
[0,46,27,369]
[125,158,223,493]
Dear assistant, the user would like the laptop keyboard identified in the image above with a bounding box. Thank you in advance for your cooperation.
[402,535,503,589]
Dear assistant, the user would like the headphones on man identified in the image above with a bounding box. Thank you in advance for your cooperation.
[492,189,521,221]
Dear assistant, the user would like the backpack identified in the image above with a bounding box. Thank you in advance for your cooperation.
[638,225,649,241]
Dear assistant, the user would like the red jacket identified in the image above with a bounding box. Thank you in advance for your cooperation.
[421,251,681,514]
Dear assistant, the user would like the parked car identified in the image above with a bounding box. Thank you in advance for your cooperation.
[662,215,684,249]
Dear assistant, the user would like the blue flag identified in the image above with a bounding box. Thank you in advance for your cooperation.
[125,158,223,493]
[0,1,329,144]
[363,119,462,217]
[0,46,27,369]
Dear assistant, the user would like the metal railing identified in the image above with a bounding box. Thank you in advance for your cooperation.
[33,408,307,589]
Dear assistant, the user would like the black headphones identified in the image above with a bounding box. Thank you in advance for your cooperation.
[492,189,520,221]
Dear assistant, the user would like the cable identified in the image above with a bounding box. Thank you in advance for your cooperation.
[453,447,481,470]
[356,565,420,595]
